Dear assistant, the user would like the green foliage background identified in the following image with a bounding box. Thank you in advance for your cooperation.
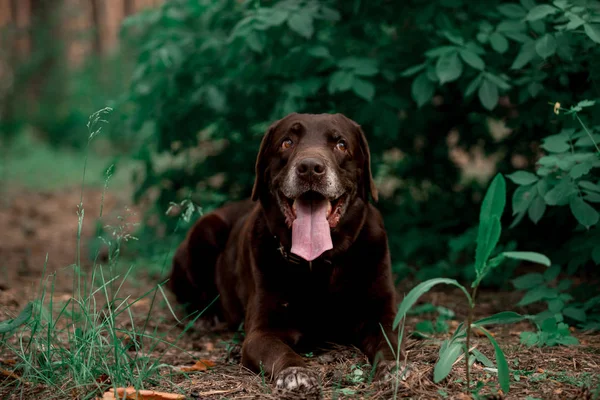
[2,0,600,332]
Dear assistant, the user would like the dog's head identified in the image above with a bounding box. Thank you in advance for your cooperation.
[251,113,377,260]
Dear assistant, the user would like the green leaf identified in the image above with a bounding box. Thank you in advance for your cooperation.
[425,46,458,58]
[584,24,600,44]
[490,32,509,53]
[473,311,527,326]
[543,264,560,281]
[507,171,538,185]
[512,273,544,290]
[592,246,600,264]
[512,184,535,215]
[497,4,526,18]
[328,71,354,93]
[287,11,314,38]
[574,134,600,147]
[541,134,570,153]
[563,307,586,322]
[459,49,485,70]
[339,57,379,76]
[584,191,600,203]
[520,331,539,346]
[351,78,375,102]
[528,195,546,224]
[518,286,557,306]
[411,73,435,107]
[525,5,558,21]
[544,179,577,206]
[569,162,593,179]
[569,197,599,228]
[393,278,471,329]
[479,79,499,110]
[0,302,33,334]
[579,181,600,193]
[535,34,557,59]
[465,74,483,97]
[503,251,551,266]
[472,348,494,368]
[511,42,537,69]
[434,340,463,383]
[475,217,502,276]
[480,173,507,222]
[436,52,463,84]
[307,46,331,59]
[400,64,426,77]
[479,328,510,393]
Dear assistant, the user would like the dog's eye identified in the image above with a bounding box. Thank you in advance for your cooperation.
[281,139,294,149]
[336,140,347,152]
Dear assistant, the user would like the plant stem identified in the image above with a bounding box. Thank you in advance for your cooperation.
[465,285,479,392]
[574,113,600,156]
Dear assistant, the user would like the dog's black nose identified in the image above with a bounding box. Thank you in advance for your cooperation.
[296,158,326,177]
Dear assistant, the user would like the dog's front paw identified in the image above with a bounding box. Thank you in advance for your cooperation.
[376,360,411,382]
[275,366,319,392]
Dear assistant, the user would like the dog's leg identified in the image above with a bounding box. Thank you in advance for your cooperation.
[242,330,318,391]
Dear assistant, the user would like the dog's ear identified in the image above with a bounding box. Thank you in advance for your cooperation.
[251,116,287,201]
[337,114,378,203]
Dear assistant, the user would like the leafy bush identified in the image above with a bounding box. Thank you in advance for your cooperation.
[119,1,600,292]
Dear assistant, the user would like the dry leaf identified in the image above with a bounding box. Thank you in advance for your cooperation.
[472,327,493,337]
[179,359,216,372]
[101,387,185,400]
[0,368,20,380]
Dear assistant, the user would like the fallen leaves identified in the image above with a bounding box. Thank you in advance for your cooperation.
[179,359,216,372]
[101,387,185,400]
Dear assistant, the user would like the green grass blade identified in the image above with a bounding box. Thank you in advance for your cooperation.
[394,278,471,329]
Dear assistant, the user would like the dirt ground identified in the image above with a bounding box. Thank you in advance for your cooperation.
[0,188,599,399]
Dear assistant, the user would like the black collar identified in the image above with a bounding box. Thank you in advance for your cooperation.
[274,236,332,270]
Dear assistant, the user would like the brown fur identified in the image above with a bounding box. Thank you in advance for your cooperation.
[169,113,405,384]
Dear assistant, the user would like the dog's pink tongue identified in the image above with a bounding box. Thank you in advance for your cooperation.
[291,198,333,261]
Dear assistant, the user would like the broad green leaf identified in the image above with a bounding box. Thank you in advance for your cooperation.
[479,328,510,393]
[459,49,485,70]
[490,32,509,53]
[520,331,539,346]
[498,20,527,33]
[574,134,600,147]
[245,31,264,53]
[569,197,599,228]
[473,311,527,326]
[287,11,313,38]
[579,181,600,193]
[569,162,592,179]
[393,278,471,329]
[503,251,551,266]
[584,24,600,44]
[484,73,511,90]
[465,74,483,97]
[475,217,502,276]
[400,64,426,77]
[563,307,586,322]
[479,79,498,110]
[480,173,506,223]
[575,99,596,108]
[328,71,354,93]
[517,286,557,306]
[512,273,545,290]
[436,52,463,84]
[544,179,577,206]
[307,46,330,59]
[507,171,538,185]
[425,46,459,58]
[528,82,544,97]
[339,57,379,76]
[472,348,494,368]
[0,302,33,334]
[351,78,375,102]
[497,4,526,18]
[543,264,560,281]
[512,184,535,215]
[541,134,569,153]
[411,73,435,107]
[525,5,558,21]
[528,195,546,224]
[584,191,600,203]
[511,42,536,69]
[535,34,557,59]
[434,340,463,383]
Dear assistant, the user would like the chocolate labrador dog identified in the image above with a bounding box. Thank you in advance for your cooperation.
[169,113,407,392]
